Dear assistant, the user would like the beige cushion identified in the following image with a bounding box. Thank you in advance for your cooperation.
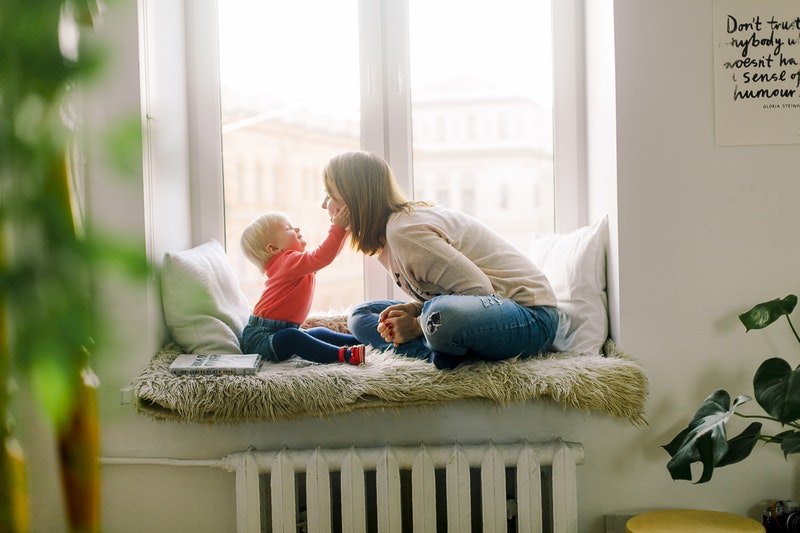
[160,239,251,354]
[529,217,608,355]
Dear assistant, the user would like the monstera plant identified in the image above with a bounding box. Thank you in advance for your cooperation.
[663,294,800,483]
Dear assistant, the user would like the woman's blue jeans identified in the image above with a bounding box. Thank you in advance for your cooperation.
[347,295,559,363]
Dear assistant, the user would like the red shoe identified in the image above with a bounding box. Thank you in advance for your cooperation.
[348,345,366,366]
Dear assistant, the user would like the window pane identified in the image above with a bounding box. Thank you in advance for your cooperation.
[409,0,555,251]
[218,0,363,312]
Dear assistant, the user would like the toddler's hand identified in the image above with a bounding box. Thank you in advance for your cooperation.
[332,206,350,228]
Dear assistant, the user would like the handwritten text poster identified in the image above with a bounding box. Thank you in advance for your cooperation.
[714,0,800,145]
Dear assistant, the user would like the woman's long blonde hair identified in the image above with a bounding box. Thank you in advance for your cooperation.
[323,151,422,256]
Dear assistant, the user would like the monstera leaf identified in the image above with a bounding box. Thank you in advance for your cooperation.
[739,295,797,332]
[779,431,800,456]
[753,357,800,424]
[662,390,761,483]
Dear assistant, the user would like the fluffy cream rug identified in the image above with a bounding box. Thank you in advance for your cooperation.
[131,323,648,426]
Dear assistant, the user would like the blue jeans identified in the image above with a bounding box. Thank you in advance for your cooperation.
[241,316,359,364]
[347,296,559,363]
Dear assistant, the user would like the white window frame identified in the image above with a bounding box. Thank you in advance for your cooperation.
[184,0,587,301]
[184,1,226,246]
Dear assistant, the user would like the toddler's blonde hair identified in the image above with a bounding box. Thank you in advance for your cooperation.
[240,212,288,272]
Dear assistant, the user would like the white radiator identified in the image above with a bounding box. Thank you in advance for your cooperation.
[225,439,584,533]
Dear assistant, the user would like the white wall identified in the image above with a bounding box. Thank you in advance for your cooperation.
[609,0,800,522]
[22,1,800,532]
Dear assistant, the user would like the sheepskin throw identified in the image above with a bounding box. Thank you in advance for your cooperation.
[131,328,648,426]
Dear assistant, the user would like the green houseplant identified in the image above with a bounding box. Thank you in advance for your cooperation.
[1,1,146,531]
[663,294,800,483]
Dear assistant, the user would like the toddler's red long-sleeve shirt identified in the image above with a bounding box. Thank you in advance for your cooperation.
[252,224,347,324]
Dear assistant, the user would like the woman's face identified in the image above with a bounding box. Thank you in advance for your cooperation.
[322,184,345,218]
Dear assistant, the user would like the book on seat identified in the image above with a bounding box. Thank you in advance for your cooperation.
[169,353,262,376]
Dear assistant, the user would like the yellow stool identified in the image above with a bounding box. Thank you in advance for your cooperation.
[626,509,765,532]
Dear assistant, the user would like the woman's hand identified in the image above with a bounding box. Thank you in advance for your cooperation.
[378,303,423,346]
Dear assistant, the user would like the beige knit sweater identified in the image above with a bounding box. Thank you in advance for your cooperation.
[377,205,557,308]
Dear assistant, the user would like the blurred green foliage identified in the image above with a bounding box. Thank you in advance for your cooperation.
[2,0,100,427]
[1,1,150,529]
[1,0,148,426]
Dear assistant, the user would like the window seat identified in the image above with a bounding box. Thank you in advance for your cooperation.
[130,335,647,425]
[138,218,648,425]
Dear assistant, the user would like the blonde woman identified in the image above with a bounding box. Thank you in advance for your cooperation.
[322,151,558,370]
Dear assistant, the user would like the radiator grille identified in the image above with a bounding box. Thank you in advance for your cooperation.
[226,439,583,533]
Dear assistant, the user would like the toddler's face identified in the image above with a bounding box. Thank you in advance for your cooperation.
[272,217,306,253]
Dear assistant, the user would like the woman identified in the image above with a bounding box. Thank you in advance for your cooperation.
[322,151,558,369]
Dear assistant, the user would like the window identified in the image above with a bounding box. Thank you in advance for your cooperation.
[204,0,582,312]
[408,0,555,252]
[217,1,363,310]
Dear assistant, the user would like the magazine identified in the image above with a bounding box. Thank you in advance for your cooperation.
[169,353,262,376]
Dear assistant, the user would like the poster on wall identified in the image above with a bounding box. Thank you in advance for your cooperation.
[713,0,800,145]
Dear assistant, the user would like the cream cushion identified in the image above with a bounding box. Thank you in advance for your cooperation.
[160,239,251,354]
[529,216,609,356]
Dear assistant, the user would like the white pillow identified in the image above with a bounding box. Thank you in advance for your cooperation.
[529,216,608,356]
[160,239,251,354]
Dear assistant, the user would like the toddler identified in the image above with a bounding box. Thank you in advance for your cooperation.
[240,208,365,365]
